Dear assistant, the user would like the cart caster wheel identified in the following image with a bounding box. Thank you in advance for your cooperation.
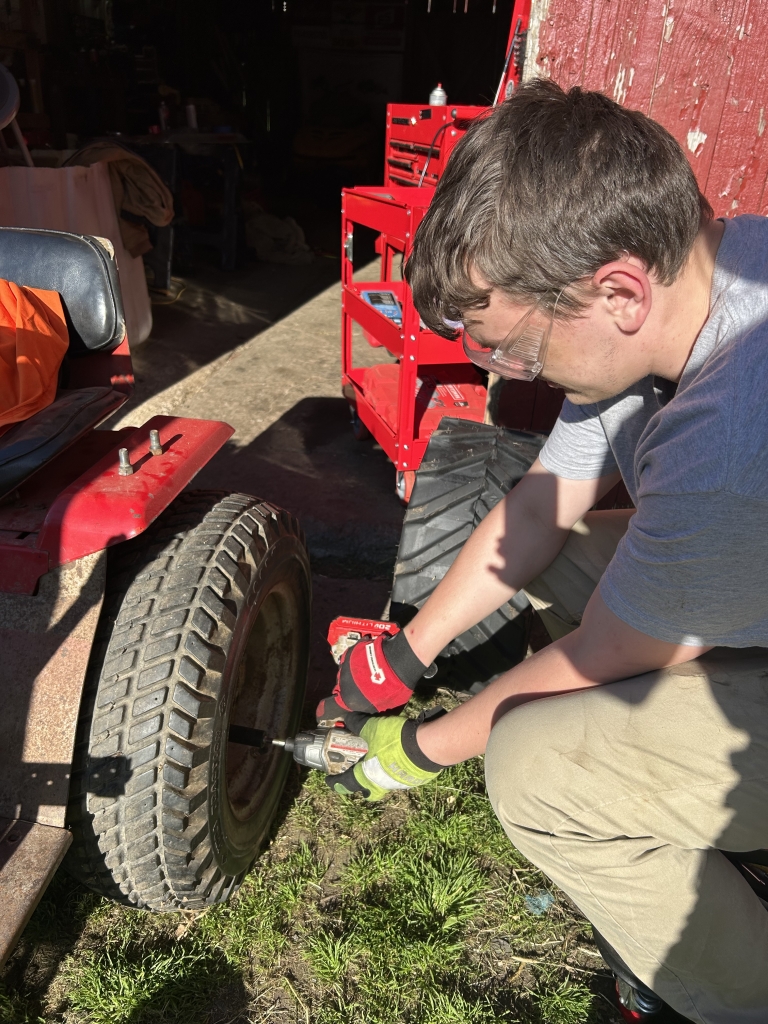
[396,470,416,504]
[616,978,664,1021]
[350,409,370,441]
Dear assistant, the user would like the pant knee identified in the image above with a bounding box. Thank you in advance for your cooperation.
[485,699,568,838]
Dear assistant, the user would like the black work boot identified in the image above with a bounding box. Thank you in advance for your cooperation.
[592,928,664,1021]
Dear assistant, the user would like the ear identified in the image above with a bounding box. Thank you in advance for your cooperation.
[591,259,652,334]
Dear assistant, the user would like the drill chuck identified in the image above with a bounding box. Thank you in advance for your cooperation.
[272,727,368,774]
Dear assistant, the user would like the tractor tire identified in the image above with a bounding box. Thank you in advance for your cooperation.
[390,419,546,693]
[65,491,311,911]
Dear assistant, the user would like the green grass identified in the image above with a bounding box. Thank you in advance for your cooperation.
[1,756,619,1024]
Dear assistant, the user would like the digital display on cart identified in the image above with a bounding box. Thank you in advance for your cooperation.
[361,290,402,327]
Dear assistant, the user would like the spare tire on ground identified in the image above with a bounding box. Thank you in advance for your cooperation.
[390,420,545,693]
[65,491,311,911]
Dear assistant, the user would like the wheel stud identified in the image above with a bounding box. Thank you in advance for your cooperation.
[149,429,163,456]
[118,448,134,476]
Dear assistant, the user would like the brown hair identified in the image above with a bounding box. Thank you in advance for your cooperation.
[406,79,712,338]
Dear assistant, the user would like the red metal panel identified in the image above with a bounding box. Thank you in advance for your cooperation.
[0,430,135,537]
[65,338,135,395]
[397,296,420,471]
[0,417,232,595]
[0,552,105,826]
[343,189,410,244]
[38,416,233,568]
[384,105,487,188]
[0,546,49,596]
[0,819,72,966]
[344,285,404,358]
[340,186,488,477]
[387,106,458,147]
[497,0,533,101]
[360,364,485,438]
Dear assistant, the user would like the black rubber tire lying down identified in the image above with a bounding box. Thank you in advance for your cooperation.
[390,419,546,694]
[65,491,311,911]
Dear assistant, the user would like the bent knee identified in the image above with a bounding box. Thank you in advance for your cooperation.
[484,695,586,836]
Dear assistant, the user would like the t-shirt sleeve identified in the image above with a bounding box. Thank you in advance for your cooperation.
[600,491,768,646]
[539,398,619,479]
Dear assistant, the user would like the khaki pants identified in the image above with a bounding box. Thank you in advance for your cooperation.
[484,510,768,1024]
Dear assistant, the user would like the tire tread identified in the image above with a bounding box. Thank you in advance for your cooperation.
[66,490,308,911]
[390,419,546,691]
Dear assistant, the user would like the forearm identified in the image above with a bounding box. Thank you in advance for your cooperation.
[419,641,603,763]
[403,498,568,665]
[404,461,621,665]
[416,587,712,765]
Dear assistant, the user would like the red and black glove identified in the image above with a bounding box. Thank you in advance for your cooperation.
[316,629,436,724]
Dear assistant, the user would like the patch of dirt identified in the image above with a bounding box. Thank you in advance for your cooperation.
[206,979,251,1023]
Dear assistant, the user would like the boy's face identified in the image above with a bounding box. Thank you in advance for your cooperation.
[463,273,656,405]
[540,303,649,404]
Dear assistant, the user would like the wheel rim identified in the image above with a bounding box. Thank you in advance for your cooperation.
[225,581,302,822]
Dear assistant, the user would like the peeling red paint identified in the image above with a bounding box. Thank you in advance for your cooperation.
[536,0,768,218]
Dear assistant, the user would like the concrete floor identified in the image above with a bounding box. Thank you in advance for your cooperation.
[108,254,403,709]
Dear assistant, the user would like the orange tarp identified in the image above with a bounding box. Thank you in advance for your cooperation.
[0,280,68,429]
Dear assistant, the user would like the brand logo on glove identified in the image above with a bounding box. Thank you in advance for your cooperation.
[366,643,386,685]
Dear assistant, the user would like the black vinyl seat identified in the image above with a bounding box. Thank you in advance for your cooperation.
[0,227,126,353]
[0,228,129,498]
[0,388,126,499]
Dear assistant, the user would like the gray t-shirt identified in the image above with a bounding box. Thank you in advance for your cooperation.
[539,214,768,647]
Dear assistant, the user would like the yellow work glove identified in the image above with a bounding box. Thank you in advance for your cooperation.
[327,709,446,802]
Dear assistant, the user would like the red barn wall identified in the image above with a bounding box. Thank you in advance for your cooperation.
[528,0,768,218]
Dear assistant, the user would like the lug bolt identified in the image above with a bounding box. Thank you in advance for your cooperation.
[118,448,133,476]
[149,429,163,456]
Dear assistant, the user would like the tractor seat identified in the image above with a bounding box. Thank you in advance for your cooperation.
[0,228,129,499]
[0,387,126,499]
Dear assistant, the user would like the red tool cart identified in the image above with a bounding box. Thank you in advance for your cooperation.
[384,104,487,188]
[341,185,487,502]
[383,2,531,188]
[341,0,545,503]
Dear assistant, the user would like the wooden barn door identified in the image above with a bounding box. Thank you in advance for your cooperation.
[525,0,768,218]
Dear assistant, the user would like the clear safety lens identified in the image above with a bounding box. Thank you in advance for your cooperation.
[462,296,559,382]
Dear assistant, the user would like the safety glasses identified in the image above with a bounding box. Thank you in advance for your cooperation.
[461,290,563,381]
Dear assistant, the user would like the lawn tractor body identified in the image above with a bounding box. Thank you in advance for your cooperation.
[0,228,310,964]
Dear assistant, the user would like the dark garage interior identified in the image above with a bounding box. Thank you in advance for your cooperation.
[2,0,515,248]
